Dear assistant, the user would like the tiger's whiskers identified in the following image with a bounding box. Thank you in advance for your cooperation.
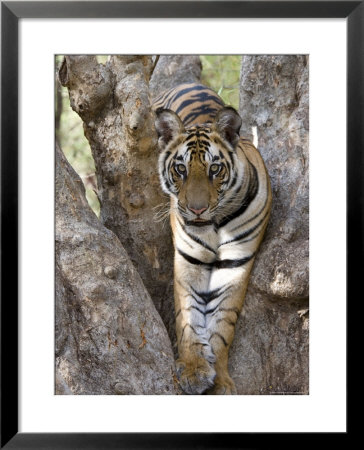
[153,202,171,225]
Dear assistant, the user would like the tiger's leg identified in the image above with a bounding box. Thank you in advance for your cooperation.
[205,263,254,395]
[174,256,216,395]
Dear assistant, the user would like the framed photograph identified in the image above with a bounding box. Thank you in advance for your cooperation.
[1,1,358,447]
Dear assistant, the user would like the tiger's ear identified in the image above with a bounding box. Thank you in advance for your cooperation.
[212,107,242,148]
[155,108,185,148]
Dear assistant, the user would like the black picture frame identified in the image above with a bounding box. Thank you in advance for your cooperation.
[1,1,359,448]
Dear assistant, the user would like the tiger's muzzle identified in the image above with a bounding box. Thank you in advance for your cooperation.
[185,204,213,226]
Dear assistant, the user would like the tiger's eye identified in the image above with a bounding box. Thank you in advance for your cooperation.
[210,164,221,174]
[176,164,186,174]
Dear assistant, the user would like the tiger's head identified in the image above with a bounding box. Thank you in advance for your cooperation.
[155,106,243,227]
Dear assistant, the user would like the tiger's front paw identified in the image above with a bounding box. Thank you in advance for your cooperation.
[176,358,216,395]
[207,374,237,395]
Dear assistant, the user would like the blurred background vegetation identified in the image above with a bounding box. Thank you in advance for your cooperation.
[55,55,241,216]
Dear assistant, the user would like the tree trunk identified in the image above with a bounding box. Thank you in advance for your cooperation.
[149,55,202,97]
[55,142,179,394]
[58,55,179,345]
[228,55,309,394]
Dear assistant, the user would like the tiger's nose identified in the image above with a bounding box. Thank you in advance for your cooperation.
[188,205,208,216]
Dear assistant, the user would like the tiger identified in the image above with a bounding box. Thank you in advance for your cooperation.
[153,83,272,394]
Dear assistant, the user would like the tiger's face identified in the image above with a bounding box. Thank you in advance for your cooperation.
[155,107,242,227]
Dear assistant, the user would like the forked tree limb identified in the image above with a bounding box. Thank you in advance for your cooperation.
[55,142,179,394]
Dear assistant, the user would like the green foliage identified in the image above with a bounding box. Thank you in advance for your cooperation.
[56,55,242,217]
[96,55,108,65]
[200,55,241,109]
[56,56,100,216]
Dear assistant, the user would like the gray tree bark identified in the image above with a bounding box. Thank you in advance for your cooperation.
[228,55,309,394]
[55,143,179,394]
[149,55,202,97]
